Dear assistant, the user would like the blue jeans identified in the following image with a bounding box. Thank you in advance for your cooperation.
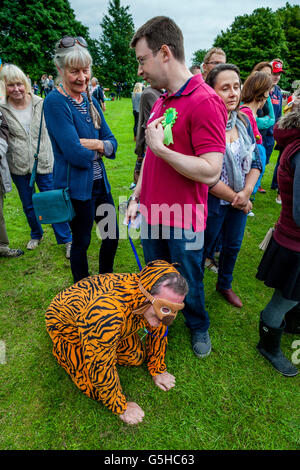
[69,178,119,283]
[203,204,248,290]
[206,230,222,260]
[12,173,72,244]
[141,218,209,332]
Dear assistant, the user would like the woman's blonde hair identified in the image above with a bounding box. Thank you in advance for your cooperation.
[0,81,6,104]
[133,82,143,94]
[0,64,31,97]
[54,41,101,129]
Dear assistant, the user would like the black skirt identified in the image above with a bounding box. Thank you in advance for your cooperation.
[256,236,300,301]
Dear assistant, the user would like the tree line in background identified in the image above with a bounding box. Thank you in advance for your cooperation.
[192,3,300,90]
[0,0,299,96]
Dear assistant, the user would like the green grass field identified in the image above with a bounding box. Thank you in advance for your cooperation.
[0,98,299,450]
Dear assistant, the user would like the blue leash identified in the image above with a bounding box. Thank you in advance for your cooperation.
[128,220,168,338]
[128,220,143,271]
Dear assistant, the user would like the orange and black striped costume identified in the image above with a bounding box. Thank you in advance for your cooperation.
[46,261,181,415]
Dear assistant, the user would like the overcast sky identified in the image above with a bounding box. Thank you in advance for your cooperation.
[69,0,289,66]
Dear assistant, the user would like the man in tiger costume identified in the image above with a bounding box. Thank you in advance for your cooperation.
[46,260,188,425]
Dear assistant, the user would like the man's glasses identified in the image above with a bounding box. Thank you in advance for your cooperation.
[59,36,88,49]
[136,44,174,66]
[136,48,161,66]
[206,61,224,65]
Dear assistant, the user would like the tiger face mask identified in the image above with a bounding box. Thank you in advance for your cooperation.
[138,282,185,326]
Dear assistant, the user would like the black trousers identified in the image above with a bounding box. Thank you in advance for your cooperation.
[69,178,119,283]
[133,111,139,137]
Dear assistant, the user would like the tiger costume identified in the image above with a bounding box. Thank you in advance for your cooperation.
[45,260,182,415]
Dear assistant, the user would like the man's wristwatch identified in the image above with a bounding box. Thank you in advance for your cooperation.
[127,195,139,207]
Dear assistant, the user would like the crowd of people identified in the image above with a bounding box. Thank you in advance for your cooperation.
[0,16,299,425]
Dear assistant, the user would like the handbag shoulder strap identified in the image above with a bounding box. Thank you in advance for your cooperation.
[29,101,44,188]
[30,100,71,189]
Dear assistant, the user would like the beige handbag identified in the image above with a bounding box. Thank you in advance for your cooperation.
[259,227,275,251]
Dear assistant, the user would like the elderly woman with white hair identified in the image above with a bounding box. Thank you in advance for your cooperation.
[0,63,72,257]
[43,36,118,283]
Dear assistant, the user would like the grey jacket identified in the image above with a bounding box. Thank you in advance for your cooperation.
[0,111,11,194]
[0,94,53,175]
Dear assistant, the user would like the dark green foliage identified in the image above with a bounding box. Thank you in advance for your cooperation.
[192,4,299,89]
[191,49,207,67]
[97,0,138,96]
[275,3,300,89]
[0,0,90,81]
[213,7,288,82]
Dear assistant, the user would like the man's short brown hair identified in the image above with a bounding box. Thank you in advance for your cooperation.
[203,47,226,64]
[130,16,185,63]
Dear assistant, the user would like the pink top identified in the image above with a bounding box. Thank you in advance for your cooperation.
[140,74,227,232]
[240,106,262,144]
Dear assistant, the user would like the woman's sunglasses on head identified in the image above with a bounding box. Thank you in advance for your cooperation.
[59,36,88,49]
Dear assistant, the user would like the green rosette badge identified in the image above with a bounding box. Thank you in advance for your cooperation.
[162,108,178,146]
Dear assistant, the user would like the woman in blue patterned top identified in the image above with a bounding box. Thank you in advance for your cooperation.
[203,64,262,308]
[44,37,118,283]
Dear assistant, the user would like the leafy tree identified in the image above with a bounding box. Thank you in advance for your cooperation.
[97,0,138,96]
[191,49,208,67]
[275,3,300,87]
[213,7,288,83]
[0,0,90,81]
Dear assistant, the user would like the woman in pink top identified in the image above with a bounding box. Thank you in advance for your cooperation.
[240,72,273,194]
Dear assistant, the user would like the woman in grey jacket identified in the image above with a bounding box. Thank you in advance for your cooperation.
[0,106,23,258]
[0,64,72,257]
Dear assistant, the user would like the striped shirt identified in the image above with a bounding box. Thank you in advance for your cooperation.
[66,95,113,181]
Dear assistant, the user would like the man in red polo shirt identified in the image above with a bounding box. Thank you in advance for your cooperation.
[127,16,227,358]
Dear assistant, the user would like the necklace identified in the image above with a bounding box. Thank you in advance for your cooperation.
[58,83,83,104]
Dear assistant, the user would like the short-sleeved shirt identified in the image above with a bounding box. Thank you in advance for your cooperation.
[139,74,227,232]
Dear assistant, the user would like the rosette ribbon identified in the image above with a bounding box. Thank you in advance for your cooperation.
[162,108,178,146]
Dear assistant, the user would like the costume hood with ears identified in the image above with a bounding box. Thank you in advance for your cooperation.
[138,259,182,292]
[132,260,184,318]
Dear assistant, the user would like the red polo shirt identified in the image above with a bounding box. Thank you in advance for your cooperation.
[140,74,227,231]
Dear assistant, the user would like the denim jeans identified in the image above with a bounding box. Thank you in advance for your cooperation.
[12,173,72,244]
[203,204,248,290]
[206,230,222,260]
[69,178,119,283]
[141,218,209,332]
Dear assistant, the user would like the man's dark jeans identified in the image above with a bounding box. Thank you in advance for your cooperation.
[141,219,209,333]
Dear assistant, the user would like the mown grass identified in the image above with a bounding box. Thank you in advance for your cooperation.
[0,98,299,450]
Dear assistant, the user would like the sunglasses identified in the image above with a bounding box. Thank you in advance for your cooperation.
[138,283,184,326]
[59,36,88,49]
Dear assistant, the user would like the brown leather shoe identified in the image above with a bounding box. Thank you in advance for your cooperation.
[216,284,243,308]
